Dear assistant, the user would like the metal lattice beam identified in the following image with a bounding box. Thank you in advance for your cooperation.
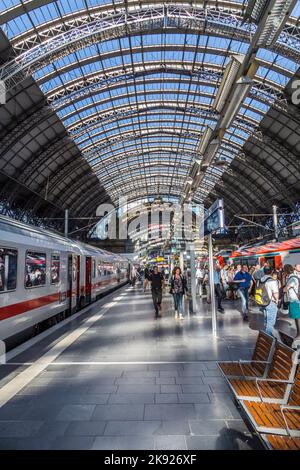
[1,4,300,91]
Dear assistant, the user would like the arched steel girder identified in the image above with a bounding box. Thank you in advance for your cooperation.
[82,128,247,177]
[102,171,188,193]
[47,56,289,111]
[83,134,202,166]
[0,1,248,29]
[79,118,255,164]
[92,149,200,176]
[47,160,95,197]
[71,191,107,220]
[81,128,204,160]
[48,62,222,107]
[36,55,224,87]
[261,121,300,155]
[62,89,224,123]
[22,146,82,195]
[2,2,299,92]
[68,103,219,136]
[69,109,258,161]
[232,153,296,206]
[0,106,52,158]
[107,182,186,203]
[76,117,210,147]
[17,136,72,186]
[63,98,263,152]
[3,139,77,211]
[95,160,191,180]
[216,175,260,211]
[205,189,243,220]
[218,171,273,212]
[58,173,100,209]
[248,135,300,178]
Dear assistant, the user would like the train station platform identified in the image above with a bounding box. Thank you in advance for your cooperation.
[0,284,294,451]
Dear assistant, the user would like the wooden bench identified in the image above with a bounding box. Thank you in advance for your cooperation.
[278,330,294,348]
[240,366,300,436]
[261,434,300,450]
[218,331,275,379]
[227,342,296,403]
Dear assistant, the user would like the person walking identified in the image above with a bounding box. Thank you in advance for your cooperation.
[234,265,253,321]
[207,265,224,313]
[285,264,300,346]
[227,265,237,300]
[144,265,150,292]
[253,264,263,284]
[261,266,279,336]
[149,266,164,318]
[170,267,188,319]
[130,265,137,286]
[220,264,230,299]
[195,266,205,297]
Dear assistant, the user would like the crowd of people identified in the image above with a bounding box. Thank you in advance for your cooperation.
[129,260,300,344]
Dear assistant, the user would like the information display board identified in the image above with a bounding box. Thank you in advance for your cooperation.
[204,198,225,235]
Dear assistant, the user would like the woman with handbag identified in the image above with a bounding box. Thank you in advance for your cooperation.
[169,267,188,320]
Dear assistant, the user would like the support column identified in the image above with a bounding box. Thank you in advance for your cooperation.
[273,205,279,241]
[64,209,69,238]
[188,246,197,314]
[208,233,217,337]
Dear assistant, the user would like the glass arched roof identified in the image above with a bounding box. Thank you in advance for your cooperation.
[1,0,299,205]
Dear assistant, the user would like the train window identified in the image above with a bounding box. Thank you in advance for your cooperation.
[92,258,96,278]
[0,248,17,292]
[25,251,46,288]
[51,254,60,284]
[97,261,102,277]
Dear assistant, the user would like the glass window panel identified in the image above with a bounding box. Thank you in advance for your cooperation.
[0,248,18,292]
[51,254,60,284]
[25,252,46,288]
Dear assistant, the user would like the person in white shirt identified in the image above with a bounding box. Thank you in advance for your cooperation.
[261,266,279,336]
[286,264,300,342]
[195,266,205,297]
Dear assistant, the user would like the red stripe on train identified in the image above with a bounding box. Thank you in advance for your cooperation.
[0,293,60,321]
[0,278,127,321]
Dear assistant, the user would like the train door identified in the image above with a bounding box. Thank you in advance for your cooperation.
[85,256,92,304]
[76,255,81,309]
[67,255,73,313]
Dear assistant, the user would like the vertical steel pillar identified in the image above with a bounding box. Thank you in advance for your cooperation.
[64,209,69,238]
[208,233,217,337]
[273,205,279,241]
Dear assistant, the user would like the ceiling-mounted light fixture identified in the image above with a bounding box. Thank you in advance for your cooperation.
[197,126,214,155]
[200,139,220,169]
[244,0,268,22]
[212,55,244,112]
[219,77,253,129]
[244,0,297,47]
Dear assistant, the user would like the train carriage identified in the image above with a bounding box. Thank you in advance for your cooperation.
[229,238,300,269]
[0,215,129,349]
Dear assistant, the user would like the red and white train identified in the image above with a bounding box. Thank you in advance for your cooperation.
[228,238,300,269]
[0,215,129,349]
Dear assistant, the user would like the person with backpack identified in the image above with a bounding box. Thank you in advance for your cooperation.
[233,265,253,321]
[255,266,279,336]
[170,266,188,319]
[286,264,300,344]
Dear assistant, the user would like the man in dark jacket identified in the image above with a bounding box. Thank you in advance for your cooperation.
[149,266,164,318]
